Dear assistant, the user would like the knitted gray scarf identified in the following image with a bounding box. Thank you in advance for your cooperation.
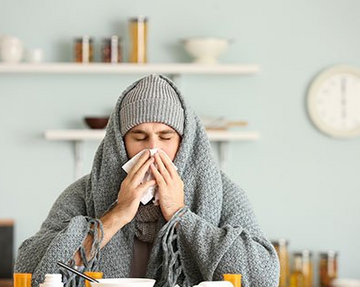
[134,203,163,243]
[14,75,279,287]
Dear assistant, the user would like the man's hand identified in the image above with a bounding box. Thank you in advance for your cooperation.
[151,150,185,221]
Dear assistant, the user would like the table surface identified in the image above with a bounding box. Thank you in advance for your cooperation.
[0,279,13,287]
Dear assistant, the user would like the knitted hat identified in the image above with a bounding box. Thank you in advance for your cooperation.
[120,74,184,136]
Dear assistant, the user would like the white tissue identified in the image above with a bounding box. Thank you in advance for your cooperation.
[122,148,177,205]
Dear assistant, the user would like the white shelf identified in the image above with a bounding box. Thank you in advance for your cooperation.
[45,129,260,179]
[44,129,260,142]
[0,63,260,75]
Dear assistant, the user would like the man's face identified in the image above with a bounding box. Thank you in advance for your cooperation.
[124,122,181,160]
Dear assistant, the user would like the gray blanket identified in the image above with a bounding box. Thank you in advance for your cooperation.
[15,75,279,287]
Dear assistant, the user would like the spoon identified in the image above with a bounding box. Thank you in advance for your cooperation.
[57,261,100,283]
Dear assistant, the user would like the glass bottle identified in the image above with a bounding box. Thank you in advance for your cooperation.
[102,36,122,63]
[272,239,289,287]
[289,253,304,287]
[74,36,93,63]
[290,250,313,287]
[129,16,148,63]
[319,250,338,287]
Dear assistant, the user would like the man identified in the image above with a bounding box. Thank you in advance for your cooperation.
[15,74,279,287]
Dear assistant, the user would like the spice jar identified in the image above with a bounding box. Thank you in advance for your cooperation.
[74,36,94,63]
[290,250,313,287]
[272,239,289,287]
[129,16,148,63]
[319,250,338,287]
[102,36,122,63]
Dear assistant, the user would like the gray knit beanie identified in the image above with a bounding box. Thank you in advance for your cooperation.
[120,74,184,136]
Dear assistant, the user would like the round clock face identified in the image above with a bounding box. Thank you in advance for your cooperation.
[307,65,360,138]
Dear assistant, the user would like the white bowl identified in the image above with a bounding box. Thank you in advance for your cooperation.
[90,278,156,287]
[182,37,231,64]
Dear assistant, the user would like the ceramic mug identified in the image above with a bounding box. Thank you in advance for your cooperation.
[0,35,24,63]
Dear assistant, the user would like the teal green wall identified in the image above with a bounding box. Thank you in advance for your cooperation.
[1,0,360,281]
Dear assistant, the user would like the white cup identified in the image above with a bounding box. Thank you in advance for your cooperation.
[0,35,24,63]
[26,49,44,63]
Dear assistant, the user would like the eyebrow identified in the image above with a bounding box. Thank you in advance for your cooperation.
[129,129,176,135]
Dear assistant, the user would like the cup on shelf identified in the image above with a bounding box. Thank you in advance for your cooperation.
[26,49,44,63]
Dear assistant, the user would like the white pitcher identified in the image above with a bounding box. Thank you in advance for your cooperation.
[0,35,24,63]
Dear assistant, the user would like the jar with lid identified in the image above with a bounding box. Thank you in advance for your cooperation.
[102,36,122,63]
[289,250,313,287]
[128,16,148,63]
[272,239,289,287]
[74,36,94,63]
[319,250,338,287]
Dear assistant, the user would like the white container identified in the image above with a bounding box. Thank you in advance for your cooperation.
[0,35,24,63]
[39,274,64,287]
[26,48,44,63]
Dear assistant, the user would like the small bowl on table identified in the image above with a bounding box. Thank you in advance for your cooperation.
[84,116,110,129]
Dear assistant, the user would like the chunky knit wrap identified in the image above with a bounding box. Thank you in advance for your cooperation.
[14,75,279,287]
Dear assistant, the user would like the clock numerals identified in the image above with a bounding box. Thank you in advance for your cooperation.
[308,66,360,138]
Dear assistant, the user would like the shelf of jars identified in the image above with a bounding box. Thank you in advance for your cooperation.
[45,129,260,178]
[0,63,260,75]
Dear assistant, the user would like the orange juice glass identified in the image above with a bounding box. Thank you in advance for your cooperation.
[223,273,242,287]
[13,273,32,287]
[84,271,103,287]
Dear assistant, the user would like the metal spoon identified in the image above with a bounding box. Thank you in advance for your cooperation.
[57,261,100,283]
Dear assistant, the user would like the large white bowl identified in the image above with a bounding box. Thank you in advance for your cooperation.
[182,37,231,64]
[89,278,156,287]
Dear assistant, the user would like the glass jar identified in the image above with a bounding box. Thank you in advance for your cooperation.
[102,36,122,63]
[272,239,289,287]
[290,250,313,287]
[319,251,338,287]
[289,252,304,287]
[129,16,148,63]
[74,36,94,63]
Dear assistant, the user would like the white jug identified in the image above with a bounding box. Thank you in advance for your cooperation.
[0,35,24,63]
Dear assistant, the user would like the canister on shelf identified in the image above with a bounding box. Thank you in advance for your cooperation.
[319,250,338,287]
[102,36,122,63]
[272,239,289,287]
[129,16,148,63]
[74,36,94,63]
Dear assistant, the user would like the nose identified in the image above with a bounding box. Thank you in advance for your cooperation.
[146,136,158,150]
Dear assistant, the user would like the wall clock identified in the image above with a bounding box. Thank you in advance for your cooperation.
[307,65,360,139]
